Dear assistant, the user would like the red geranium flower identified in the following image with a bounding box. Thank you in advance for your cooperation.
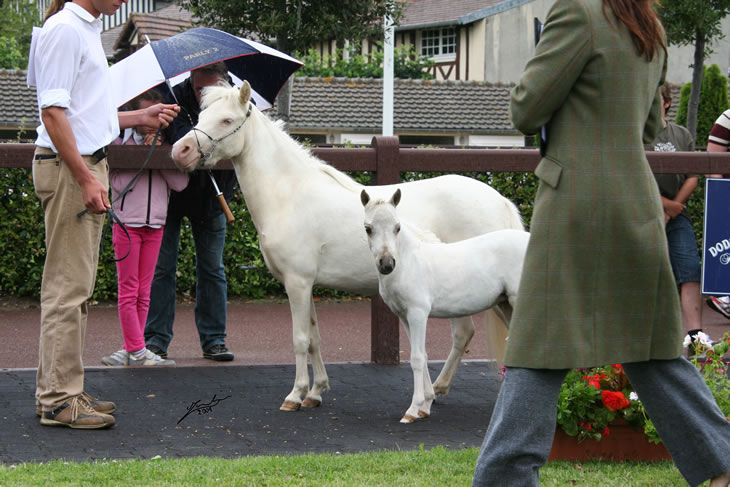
[603,426,610,436]
[582,373,607,389]
[601,390,630,411]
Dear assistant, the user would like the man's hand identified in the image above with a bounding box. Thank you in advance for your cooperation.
[120,103,180,131]
[80,176,110,214]
[142,103,180,130]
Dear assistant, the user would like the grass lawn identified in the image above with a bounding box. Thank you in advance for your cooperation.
[0,446,699,486]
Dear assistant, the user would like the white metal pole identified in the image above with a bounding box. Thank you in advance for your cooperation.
[382,13,394,137]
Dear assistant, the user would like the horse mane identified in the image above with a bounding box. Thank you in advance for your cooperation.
[201,86,362,193]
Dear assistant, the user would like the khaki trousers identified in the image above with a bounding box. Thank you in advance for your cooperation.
[32,147,107,411]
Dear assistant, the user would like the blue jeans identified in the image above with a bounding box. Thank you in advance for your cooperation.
[144,213,228,351]
[665,213,701,286]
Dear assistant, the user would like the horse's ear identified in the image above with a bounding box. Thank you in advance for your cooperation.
[391,188,401,207]
[360,189,370,207]
[239,80,252,105]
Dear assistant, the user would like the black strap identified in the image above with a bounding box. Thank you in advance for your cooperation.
[77,128,162,262]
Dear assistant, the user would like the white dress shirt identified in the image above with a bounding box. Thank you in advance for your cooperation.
[28,3,119,155]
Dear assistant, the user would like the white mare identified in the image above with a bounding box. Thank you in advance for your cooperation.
[171,82,524,411]
[361,188,529,423]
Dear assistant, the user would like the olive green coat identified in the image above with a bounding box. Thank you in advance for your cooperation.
[505,0,683,369]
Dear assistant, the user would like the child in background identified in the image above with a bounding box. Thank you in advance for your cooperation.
[102,89,189,366]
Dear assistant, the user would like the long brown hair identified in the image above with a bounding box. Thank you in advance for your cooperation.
[44,0,72,21]
[602,0,666,61]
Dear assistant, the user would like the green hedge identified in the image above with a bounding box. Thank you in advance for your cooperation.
[1,163,708,301]
[676,64,729,146]
[0,166,544,301]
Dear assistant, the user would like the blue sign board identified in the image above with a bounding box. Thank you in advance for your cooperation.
[702,178,730,295]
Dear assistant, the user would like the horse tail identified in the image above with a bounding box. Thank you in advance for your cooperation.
[484,307,509,375]
[503,198,525,231]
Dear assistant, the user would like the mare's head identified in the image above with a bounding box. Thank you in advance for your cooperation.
[361,188,402,275]
[171,81,254,171]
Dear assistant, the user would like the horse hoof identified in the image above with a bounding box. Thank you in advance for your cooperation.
[418,410,429,419]
[280,400,301,412]
[400,414,418,423]
[302,397,321,408]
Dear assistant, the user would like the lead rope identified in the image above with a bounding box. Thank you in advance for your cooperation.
[77,127,163,262]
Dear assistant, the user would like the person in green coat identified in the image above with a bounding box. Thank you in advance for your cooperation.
[472,0,730,486]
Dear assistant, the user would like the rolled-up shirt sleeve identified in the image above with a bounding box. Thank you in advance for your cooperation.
[35,23,82,109]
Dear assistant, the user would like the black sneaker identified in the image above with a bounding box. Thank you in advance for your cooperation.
[203,344,234,361]
[146,344,168,359]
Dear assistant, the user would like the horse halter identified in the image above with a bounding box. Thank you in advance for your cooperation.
[190,103,252,163]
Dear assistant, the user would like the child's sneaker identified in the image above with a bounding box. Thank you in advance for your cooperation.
[129,349,176,366]
[102,349,129,366]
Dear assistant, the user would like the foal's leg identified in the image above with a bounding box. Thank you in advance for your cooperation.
[402,310,430,423]
[280,278,320,411]
[432,315,474,396]
[302,296,330,408]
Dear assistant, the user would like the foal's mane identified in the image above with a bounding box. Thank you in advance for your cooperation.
[202,86,361,193]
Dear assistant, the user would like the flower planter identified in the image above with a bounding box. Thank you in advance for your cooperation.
[548,419,671,462]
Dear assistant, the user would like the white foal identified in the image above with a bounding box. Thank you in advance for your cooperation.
[361,188,530,423]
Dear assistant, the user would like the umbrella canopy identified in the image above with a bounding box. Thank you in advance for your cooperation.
[109,27,302,110]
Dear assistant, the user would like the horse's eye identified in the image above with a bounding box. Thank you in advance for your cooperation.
[395,224,401,234]
[223,119,233,125]
[364,225,372,236]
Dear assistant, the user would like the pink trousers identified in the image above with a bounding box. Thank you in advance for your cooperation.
[113,224,164,352]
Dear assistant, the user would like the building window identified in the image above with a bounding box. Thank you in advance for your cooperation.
[421,28,456,58]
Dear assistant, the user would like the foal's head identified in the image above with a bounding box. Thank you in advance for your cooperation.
[361,188,402,275]
[172,81,254,171]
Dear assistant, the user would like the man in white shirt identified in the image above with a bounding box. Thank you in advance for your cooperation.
[29,0,179,429]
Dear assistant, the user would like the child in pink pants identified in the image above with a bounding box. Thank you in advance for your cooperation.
[102,90,189,366]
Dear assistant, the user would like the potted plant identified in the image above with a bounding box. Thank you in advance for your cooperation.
[548,331,730,461]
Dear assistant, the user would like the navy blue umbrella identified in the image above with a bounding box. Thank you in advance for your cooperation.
[110,27,302,109]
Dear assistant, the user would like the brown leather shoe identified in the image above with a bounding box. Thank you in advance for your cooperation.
[40,395,115,429]
[36,392,116,417]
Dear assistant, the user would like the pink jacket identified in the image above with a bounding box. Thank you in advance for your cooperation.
[110,133,189,226]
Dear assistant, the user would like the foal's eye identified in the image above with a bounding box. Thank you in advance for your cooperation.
[364,225,372,236]
[395,224,401,234]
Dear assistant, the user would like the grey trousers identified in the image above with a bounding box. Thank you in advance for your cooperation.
[472,357,730,487]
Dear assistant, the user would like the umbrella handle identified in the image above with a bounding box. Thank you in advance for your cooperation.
[216,194,235,224]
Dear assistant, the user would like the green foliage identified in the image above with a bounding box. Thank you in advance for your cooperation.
[557,335,730,445]
[296,44,434,80]
[675,64,729,145]
[0,0,41,69]
[0,36,23,69]
[659,0,730,55]
[179,0,404,54]
[0,161,539,301]
[690,332,730,420]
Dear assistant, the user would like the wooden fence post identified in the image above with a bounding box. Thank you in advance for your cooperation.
[370,136,401,365]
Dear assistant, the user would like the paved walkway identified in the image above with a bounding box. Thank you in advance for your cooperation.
[0,362,498,463]
[1,297,729,465]
[0,298,500,464]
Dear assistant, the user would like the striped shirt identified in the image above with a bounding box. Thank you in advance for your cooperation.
[709,109,730,147]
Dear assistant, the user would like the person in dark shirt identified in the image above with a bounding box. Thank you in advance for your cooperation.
[145,62,237,362]
[646,83,703,350]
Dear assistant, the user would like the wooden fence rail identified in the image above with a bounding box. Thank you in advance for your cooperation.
[3,138,730,364]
